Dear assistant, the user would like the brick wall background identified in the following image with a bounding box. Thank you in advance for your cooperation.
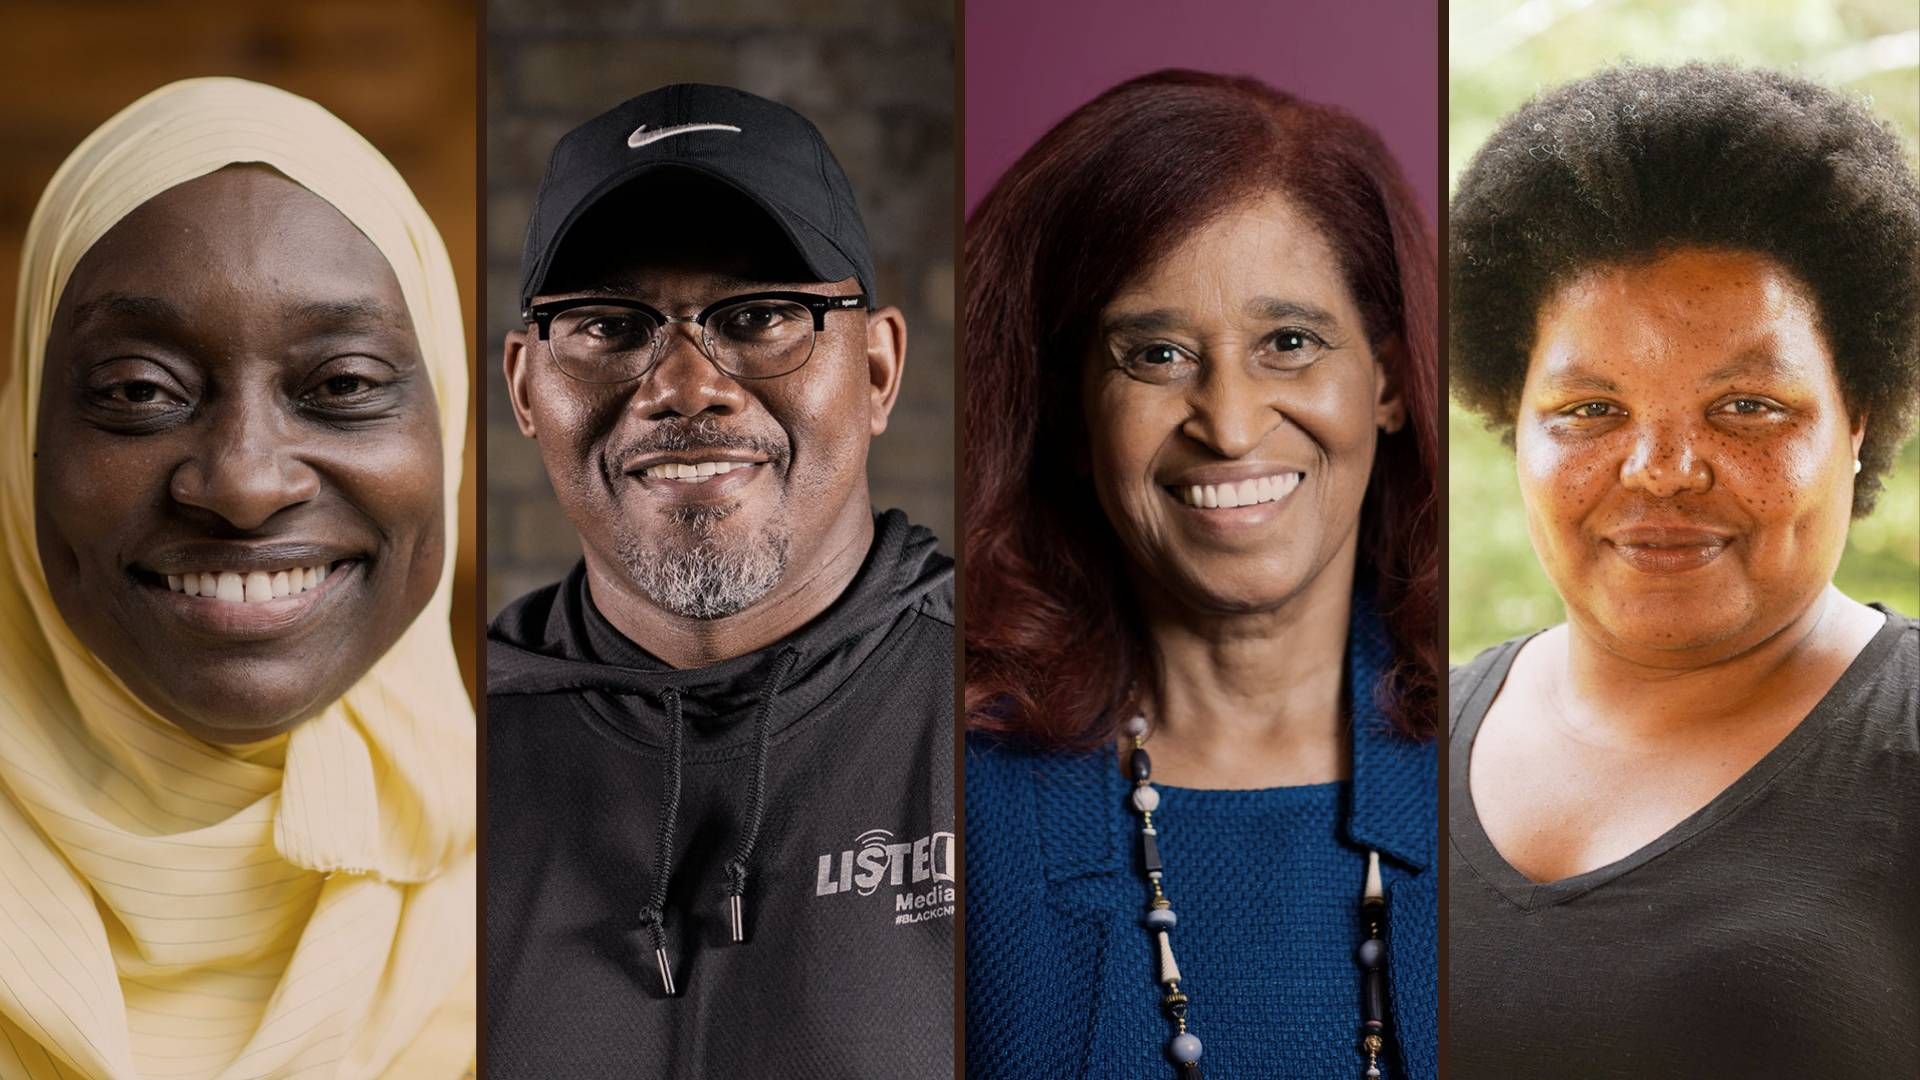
[485,0,957,614]
[0,0,480,701]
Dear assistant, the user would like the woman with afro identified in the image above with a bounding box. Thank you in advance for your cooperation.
[1447,63,1919,1078]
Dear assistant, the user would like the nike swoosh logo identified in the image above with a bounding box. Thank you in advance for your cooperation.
[627,122,743,149]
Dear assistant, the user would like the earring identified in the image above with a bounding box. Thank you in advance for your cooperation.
[1854,459,1863,475]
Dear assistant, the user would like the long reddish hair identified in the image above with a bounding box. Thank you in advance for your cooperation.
[965,70,1439,747]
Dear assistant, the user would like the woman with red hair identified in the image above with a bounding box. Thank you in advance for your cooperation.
[964,70,1438,1078]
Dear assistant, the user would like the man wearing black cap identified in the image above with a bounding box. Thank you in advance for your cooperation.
[485,84,954,1078]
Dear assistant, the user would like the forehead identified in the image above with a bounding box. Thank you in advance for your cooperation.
[1103,190,1352,320]
[1528,248,1834,388]
[56,165,406,326]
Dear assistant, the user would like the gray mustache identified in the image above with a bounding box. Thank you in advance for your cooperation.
[605,418,789,482]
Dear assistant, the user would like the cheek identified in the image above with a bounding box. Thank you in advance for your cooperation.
[779,364,868,493]
[1292,368,1378,452]
[531,379,623,489]
[345,421,445,579]
[34,426,167,567]
[1514,426,1612,535]
[1713,426,1836,522]
[1084,385,1166,515]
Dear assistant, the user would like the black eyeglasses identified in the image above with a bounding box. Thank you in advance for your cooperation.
[523,291,868,384]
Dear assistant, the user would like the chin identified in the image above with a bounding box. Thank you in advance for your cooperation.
[133,672,336,746]
[1583,595,1756,656]
[1156,557,1316,616]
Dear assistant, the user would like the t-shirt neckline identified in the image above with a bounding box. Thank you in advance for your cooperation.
[1448,605,1907,911]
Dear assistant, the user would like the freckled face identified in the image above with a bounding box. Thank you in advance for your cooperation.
[1082,190,1401,615]
[34,167,445,744]
[1515,248,1862,655]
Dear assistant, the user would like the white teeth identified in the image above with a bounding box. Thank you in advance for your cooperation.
[1179,472,1303,510]
[641,460,752,482]
[163,563,335,604]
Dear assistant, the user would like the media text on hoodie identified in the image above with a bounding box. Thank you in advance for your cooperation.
[485,511,955,1078]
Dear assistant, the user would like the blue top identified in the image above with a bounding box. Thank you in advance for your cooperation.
[965,600,1438,1079]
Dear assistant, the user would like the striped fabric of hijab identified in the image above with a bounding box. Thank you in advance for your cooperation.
[0,78,475,1079]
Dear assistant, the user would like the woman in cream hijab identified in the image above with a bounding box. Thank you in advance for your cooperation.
[0,78,474,1078]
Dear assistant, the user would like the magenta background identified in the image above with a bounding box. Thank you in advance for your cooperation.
[964,0,1440,225]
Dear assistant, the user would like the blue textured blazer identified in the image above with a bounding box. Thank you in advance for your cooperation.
[965,602,1437,1079]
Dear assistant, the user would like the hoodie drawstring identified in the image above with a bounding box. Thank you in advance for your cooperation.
[723,646,799,943]
[637,649,799,995]
[638,687,685,995]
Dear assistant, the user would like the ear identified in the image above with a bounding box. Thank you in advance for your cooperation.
[1372,335,1406,434]
[866,305,908,436]
[503,329,539,439]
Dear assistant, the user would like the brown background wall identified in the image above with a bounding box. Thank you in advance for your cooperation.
[0,0,480,700]
[485,0,957,614]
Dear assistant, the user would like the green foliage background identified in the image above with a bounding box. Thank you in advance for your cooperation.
[1447,0,1920,663]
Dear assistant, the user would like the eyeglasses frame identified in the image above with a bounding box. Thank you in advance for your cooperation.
[522,290,869,383]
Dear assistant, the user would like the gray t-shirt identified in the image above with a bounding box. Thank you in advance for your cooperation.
[1447,605,1919,1079]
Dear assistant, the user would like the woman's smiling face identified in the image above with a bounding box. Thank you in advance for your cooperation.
[1515,247,1864,659]
[1082,190,1403,616]
[34,165,445,744]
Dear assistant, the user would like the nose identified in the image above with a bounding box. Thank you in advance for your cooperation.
[628,324,749,419]
[1180,362,1280,459]
[1619,416,1713,497]
[169,397,322,530]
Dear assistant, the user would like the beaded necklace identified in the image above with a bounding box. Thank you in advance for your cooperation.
[1120,714,1389,1079]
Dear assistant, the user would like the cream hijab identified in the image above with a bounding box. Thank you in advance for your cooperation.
[0,79,474,1079]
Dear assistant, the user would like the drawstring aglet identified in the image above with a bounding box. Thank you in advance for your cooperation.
[654,945,676,995]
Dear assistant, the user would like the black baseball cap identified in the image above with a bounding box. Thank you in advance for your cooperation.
[518,83,877,313]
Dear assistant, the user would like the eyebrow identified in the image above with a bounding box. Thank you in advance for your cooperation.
[1247,296,1342,328]
[1099,308,1188,338]
[67,293,407,335]
[288,298,410,333]
[1100,296,1345,339]
[1537,369,1621,395]
[1701,348,1797,385]
[67,292,184,333]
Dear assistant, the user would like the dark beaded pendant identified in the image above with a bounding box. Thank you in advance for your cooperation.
[1118,714,1389,1079]
[1357,850,1388,1079]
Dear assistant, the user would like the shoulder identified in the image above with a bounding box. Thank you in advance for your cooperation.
[486,577,569,652]
[1448,627,1547,733]
[965,734,1108,816]
[1858,603,1919,729]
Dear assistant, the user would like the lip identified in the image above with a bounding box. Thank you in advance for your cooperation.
[626,451,772,473]
[1603,525,1732,575]
[136,558,359,640]
[135,540,361,577]
[1160,468,1305,530]
[1604,525,1733,548]
[625,458,770,503]
[1160,464,1310,488]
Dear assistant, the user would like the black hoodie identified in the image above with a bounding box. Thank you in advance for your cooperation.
[484,511,955,1078]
